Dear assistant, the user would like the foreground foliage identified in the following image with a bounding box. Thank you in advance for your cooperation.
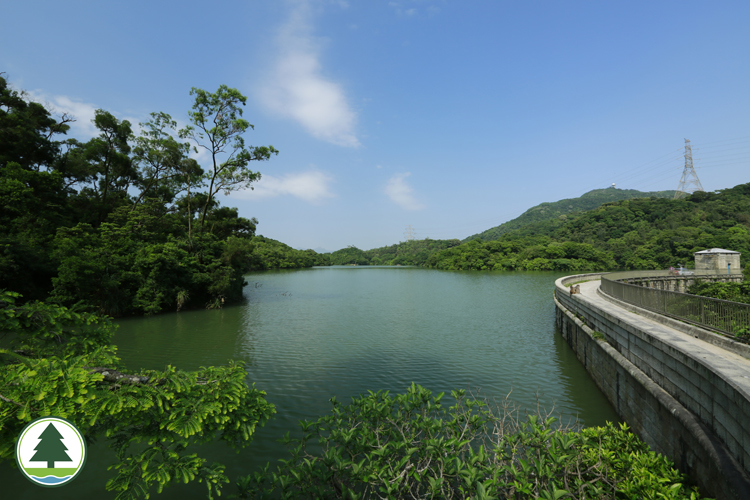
[237,384,706,499]
[0,291,275,499]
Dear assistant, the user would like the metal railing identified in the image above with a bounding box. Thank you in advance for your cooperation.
[601,270,749,338]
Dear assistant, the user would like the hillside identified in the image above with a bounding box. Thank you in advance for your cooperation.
[248,236,330,270]
[426,182,750,272]
[464,188,676,242]
[328,239,461,266]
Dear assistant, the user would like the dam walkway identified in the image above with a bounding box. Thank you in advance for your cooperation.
[555,274,750,500]
[577,278,750,393]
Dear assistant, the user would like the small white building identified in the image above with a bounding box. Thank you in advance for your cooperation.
[693,248,741,273]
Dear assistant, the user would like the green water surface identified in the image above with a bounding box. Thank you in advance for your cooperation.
[5,267,618,499]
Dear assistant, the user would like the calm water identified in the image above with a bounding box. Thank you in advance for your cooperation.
[6,267,618,499]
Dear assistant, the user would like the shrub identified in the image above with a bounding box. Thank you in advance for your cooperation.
[236,384,707,499]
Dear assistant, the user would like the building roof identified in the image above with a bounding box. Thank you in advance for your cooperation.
[694,248,741,254]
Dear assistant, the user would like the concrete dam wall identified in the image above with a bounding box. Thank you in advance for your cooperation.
[554,273,750,500]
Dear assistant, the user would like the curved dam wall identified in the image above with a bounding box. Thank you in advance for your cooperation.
[554,274,750,500]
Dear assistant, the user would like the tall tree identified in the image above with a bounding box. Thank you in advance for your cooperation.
[131,112,202,211]
[64,110,136,224]
[0,74,72,171]
[179,85,277,230]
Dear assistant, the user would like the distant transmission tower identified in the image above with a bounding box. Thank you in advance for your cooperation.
[674,139,704,199]
[404,225,416,241]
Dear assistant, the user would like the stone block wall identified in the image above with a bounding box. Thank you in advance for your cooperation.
[695,252,742,272]
[555,274,750,500]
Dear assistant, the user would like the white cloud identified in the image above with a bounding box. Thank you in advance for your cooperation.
[258,1,359,147]
[385,172,425,210]
[234,170,335,204]
[26,90,146,140]
[27,91,99,138]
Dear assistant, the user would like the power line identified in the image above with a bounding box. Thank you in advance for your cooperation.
[404,225,416,241]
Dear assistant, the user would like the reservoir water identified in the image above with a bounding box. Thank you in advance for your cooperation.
[5,267,618,499]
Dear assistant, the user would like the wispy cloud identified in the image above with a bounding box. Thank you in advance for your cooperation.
[26,90,146,140]
[258,1,359,147]
[234,170,335,204]
[388,1,441,17]
[27,91,99,138]
[385,172,424,210]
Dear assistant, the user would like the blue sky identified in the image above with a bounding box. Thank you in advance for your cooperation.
[2,1,749,252]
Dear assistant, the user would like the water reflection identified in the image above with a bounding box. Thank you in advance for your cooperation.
[4,268,619,499]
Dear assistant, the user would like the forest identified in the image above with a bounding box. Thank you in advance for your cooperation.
[325,183,750,273]
[328,238,462,266]
[0,75,327,316]
[425,184,750,272]
[464,187,676,242]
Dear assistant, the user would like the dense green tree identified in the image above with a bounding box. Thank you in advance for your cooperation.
[329,245,370,266]
[465,187,676,242]
[688,278,750,304]
[0,76,76,300]
[131,111,203,212]
[0,76,290,312]
[0,75,71,171]
[179,86,278,229]
[426,184,750,272]
[63,110,137,224]
[247,236,329,270]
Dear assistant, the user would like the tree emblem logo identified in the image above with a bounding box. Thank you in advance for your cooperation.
[15,417,87,487]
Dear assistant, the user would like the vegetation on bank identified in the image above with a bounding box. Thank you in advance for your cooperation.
[464,187,676,243]
[0,75,324,315]
[247,236,330,270]
[424,183,750,272]
[329,239,462,266]
[237,384,707,499]
[326,183,749,274]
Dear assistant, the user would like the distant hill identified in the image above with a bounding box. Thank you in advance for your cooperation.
[328,239,461,266]
[426,182,750,272]
[464,188,676,242]
[248,236,330,270]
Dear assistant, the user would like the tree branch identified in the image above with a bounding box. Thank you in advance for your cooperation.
[0,392,24,407]
[87,367,151,385]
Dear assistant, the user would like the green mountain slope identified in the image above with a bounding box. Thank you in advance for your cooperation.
[464,188,676,242]
[426,182,750,272]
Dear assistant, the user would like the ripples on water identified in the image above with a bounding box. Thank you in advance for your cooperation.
[5,267,617,499]
[118,268,617,476]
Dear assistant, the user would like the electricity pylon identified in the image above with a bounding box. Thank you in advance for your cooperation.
[674,139,704,199]
[404,225,416,241]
